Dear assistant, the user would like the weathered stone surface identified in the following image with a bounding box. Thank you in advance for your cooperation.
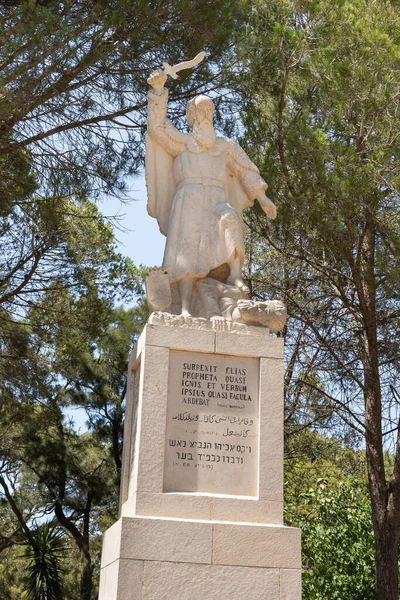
[280,569,302,600]
[210,497,283,525]
[132,492,212,520]
[142,561,280,600]
[99,559,143,600]
[215,328,283,358]
[213,523,301,569]
[100,519,122,568]
[119,364,141,508]
[259,357,284,502]
[123,492,283,525]
[98,559,119,600]
[129,345,170,496]
[101,517,213,566]
[119,517,213,565]
[146,320,216,352]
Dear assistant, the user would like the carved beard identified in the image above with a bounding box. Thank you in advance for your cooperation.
[192,120,216,149]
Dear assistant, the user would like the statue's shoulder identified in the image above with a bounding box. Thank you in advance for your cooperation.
[207,136,235,156]
[215,136,246,155]
[218,136,260,172]
[216,135,234,148]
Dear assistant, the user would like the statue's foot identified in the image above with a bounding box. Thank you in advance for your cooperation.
[180,310,192,317]
[226,276,250,295]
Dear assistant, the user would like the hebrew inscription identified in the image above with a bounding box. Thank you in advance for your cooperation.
[163,350,259,496]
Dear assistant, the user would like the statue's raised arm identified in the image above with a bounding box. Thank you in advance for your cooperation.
[144,54,285,332]
[146,69,187,156]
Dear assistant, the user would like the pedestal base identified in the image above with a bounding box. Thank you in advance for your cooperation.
[99,317,301,599]
[99,516,301,600]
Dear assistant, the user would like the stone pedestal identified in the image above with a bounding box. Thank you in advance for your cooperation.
[99,313,301,600]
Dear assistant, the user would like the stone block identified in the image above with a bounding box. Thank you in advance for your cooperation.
[99,559,119,600]
[133,345,170,495]
[99,559,143,600]
[100,321,302,600]
[123,492,284,525]
[128,328,145,371]
[120,494,136,518]
[119,517,212,565]
[133,491,212,521]
[259,356,285,412]
[101,519,122,568]
[210,497,283,525]
[120,362,142,508]
[258,357,284,502]
[213,523,301,569]
[163,350,259,497]
[215,330,283,358]
[145,322,216,352]
[258,416,284,503]
[280,569,302,600]
[142,561,280,600]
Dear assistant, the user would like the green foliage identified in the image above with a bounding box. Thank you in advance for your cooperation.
[23,524,67,600]
[0,152,146,599]
[0,149,37,216]
[237,2,400,593]
[288,479,375,599]
[239,0,400,232]
[235,0,400,450]
[0,1,242,598]
[285,432,375,599]
[0,295,146,598]
[0,545,27,600]
[0,0,242,198]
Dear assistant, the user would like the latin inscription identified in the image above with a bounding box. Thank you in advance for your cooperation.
[163,351,259,496]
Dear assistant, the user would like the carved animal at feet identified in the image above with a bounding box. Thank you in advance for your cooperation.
[232,299,287,333]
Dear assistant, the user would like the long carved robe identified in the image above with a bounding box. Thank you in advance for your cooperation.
[145,88,267,283]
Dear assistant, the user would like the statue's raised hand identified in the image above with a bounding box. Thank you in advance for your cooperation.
[147,69,168,93]
[257,192,277,220]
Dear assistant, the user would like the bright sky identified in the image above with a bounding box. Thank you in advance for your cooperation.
[100,173,165,271]
[68,173,164,430]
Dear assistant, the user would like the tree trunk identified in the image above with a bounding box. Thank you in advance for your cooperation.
[80,497,93,600]
[80,549,93,600]
[352,210,400,600]
[373,521,399,600]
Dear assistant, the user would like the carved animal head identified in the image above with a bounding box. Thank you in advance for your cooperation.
[234,299,287,333]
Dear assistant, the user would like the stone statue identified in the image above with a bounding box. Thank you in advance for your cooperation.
[145,57,286,332]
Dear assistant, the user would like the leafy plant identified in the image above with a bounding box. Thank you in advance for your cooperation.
[23,523,67,600]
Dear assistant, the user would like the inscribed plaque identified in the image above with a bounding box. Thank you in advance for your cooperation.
[163,350,260,496]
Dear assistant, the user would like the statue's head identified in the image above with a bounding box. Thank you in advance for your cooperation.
[186,95,215,127]
[186,95,216,149]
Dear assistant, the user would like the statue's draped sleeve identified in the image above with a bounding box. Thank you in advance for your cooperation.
[224,139,268,222]
[145,88,186,236]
